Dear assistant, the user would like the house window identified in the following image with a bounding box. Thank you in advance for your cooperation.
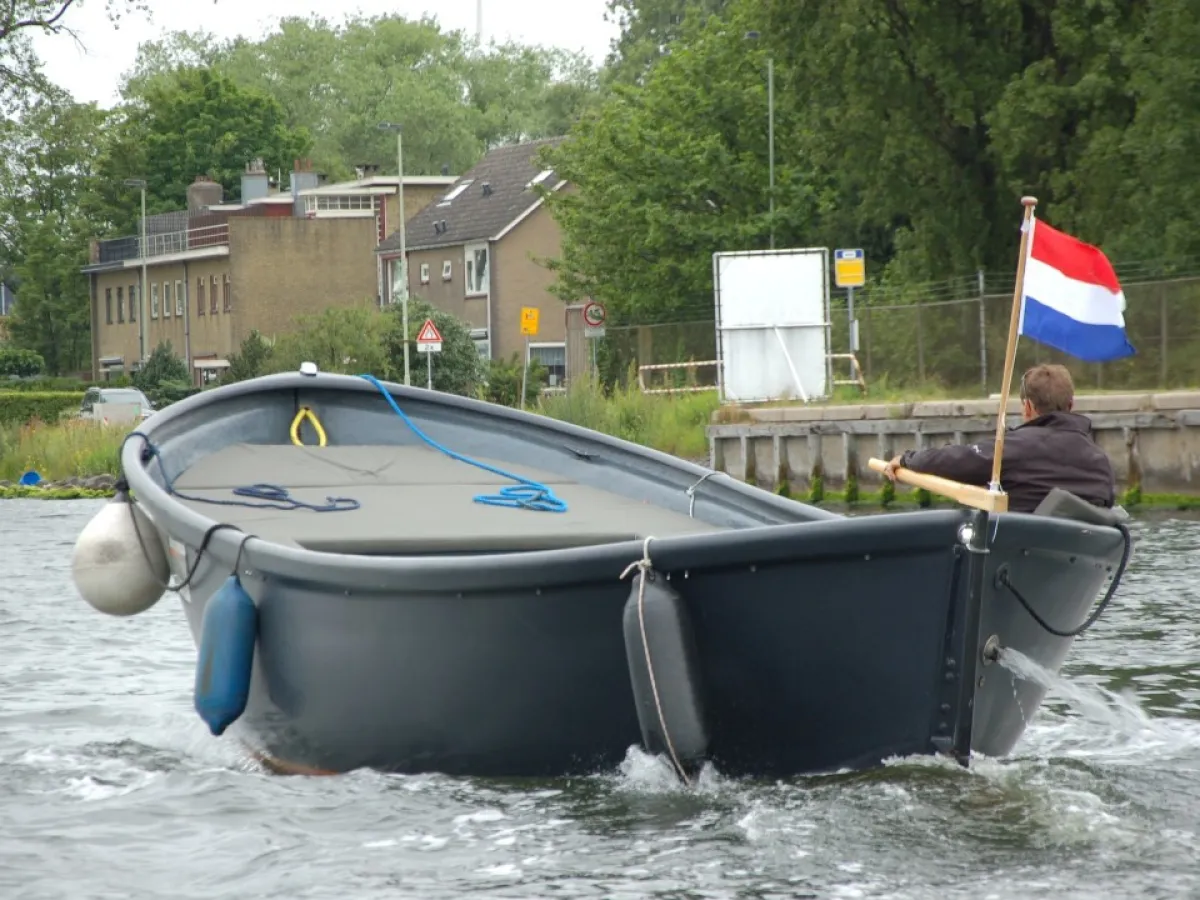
[128,284,136,322]
[470,328,490,361]
[116,286,124,323]
[442,260,452,281]
[210,275,218,314]
[197,277,205,316]
[419,263,430,284]
[175,280,184,317]
[223,273,231,312]
[464,243,488,296]
[105,288,112,325]
[390,258,405,304]
[162,282,172,318]
[528,342,566,388]
[150,282,159,319]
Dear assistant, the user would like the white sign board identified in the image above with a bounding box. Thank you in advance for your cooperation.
[713,248,831,403]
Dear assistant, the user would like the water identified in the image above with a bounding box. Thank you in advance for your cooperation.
[2,500,1199,899]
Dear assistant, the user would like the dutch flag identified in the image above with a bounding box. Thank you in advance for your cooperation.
[1019,218,1136,362]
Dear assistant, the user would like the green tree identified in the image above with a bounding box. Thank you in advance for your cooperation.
[542,3,814,324]
[118,14,600,183]
[383,298,485,397]
[90,67,311,235]
[602,0,730,85]
[267,304,393,377]
[2,1,159,106]
[222,329,273,383]
[0,90,107,373]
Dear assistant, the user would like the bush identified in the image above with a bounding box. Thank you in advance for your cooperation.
[480,353,547,407]
[0,348,46,378]
[0,391,84,426]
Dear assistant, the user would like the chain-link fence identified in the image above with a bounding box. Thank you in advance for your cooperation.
[601,271,1200,396]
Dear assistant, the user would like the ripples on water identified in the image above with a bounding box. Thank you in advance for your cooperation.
[1,500,1198,899]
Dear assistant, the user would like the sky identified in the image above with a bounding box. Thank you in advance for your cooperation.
[30,0,621,107]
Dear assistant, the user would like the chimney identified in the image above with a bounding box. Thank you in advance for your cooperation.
[187,175,223,215]
[241,157,269,204]
[289,157,320,217]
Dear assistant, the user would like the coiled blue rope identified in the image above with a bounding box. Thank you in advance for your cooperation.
[358,373,567,513]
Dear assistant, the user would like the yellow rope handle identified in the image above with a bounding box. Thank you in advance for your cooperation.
[289,406,328,447]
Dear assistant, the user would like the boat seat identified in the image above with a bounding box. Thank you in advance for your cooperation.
[169,442,726,554]
[1031,487,1130,527]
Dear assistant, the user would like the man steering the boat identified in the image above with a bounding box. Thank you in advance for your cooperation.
[881,363,1116,514]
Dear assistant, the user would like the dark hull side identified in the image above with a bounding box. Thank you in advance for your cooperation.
[171,508,1125,779]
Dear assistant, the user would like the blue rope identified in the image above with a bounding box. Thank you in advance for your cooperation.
[358,373,568,513]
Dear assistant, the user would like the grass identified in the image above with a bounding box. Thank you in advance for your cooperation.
[0,418,124,484]
[536,376,720,459]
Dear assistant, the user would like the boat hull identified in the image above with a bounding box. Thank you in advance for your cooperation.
[115,371,1128,779]
[170,507,1124,778]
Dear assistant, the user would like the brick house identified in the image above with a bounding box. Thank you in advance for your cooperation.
[376,137,576,387]
[81,159,454,384]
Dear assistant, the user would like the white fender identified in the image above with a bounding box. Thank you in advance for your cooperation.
[71,493,170,616]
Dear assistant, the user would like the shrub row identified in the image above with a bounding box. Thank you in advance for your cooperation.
[0,392,84,426]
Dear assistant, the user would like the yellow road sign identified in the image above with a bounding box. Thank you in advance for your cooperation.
[834,249,865,288]
[520,306,540,336]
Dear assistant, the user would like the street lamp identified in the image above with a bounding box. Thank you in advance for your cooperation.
[745,31,775,249]
[123,178,148,362]
[378,121,410,386]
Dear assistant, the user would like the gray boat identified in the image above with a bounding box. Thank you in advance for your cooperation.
[69,366,1132,781]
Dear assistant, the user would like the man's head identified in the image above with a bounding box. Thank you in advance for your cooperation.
[1019,363,1074,420]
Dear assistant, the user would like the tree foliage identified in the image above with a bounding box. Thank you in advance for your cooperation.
[89,67,311,234]
[119,14,600,184]
[546,0,1200,326]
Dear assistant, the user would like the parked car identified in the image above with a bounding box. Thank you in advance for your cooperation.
[79,387,156,422]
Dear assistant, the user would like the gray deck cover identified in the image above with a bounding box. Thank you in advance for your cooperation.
[170,443,725,552]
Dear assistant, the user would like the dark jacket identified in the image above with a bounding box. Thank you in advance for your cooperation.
[898,411,1115,514]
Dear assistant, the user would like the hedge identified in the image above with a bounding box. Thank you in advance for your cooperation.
[0,392,85,426]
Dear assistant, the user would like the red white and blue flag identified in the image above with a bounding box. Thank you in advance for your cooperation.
[1019,218,1136,362]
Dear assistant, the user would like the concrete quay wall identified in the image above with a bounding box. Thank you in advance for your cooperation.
[706,391,1200,496]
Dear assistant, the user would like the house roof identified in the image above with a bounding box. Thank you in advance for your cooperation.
[378,137,566,254]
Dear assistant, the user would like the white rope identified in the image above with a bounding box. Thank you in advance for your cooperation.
[685,472,717,518]
[620,536,692,786]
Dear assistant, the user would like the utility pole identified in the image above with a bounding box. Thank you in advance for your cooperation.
[477,0,483,44]
[124,178,148,362]
[744,32,775,249]
[378,122,410,385]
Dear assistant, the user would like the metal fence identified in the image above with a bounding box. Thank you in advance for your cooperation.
[600,272,1200,396]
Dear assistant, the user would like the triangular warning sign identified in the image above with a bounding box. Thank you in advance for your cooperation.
[416,318,443,343]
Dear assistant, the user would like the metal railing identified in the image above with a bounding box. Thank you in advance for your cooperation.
[97,224,230,264]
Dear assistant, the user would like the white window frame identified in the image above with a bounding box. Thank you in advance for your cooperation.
[437,180,473,207]
[150,282,159,319]
[527,341,567,388]
[162,281,171,318]
[464,242,489,297]
[175,279,184,317]
[441,260,452,281]
[419,262,430,284]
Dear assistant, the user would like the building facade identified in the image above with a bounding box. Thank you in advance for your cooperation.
[376,138,576,387]
[83,159,453,383]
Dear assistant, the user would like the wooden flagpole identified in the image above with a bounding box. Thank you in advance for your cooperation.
[866,195,1038,514]
[988,195,1039,495]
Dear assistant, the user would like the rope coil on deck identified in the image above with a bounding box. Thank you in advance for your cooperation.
[289,407,327,447]
[620,536,692,787]
[358,373,568,513]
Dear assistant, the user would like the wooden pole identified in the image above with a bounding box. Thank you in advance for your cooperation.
[867,458,1007,512]
[988,196,1038,494]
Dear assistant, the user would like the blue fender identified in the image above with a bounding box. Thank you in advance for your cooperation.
[194,574,258,736]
